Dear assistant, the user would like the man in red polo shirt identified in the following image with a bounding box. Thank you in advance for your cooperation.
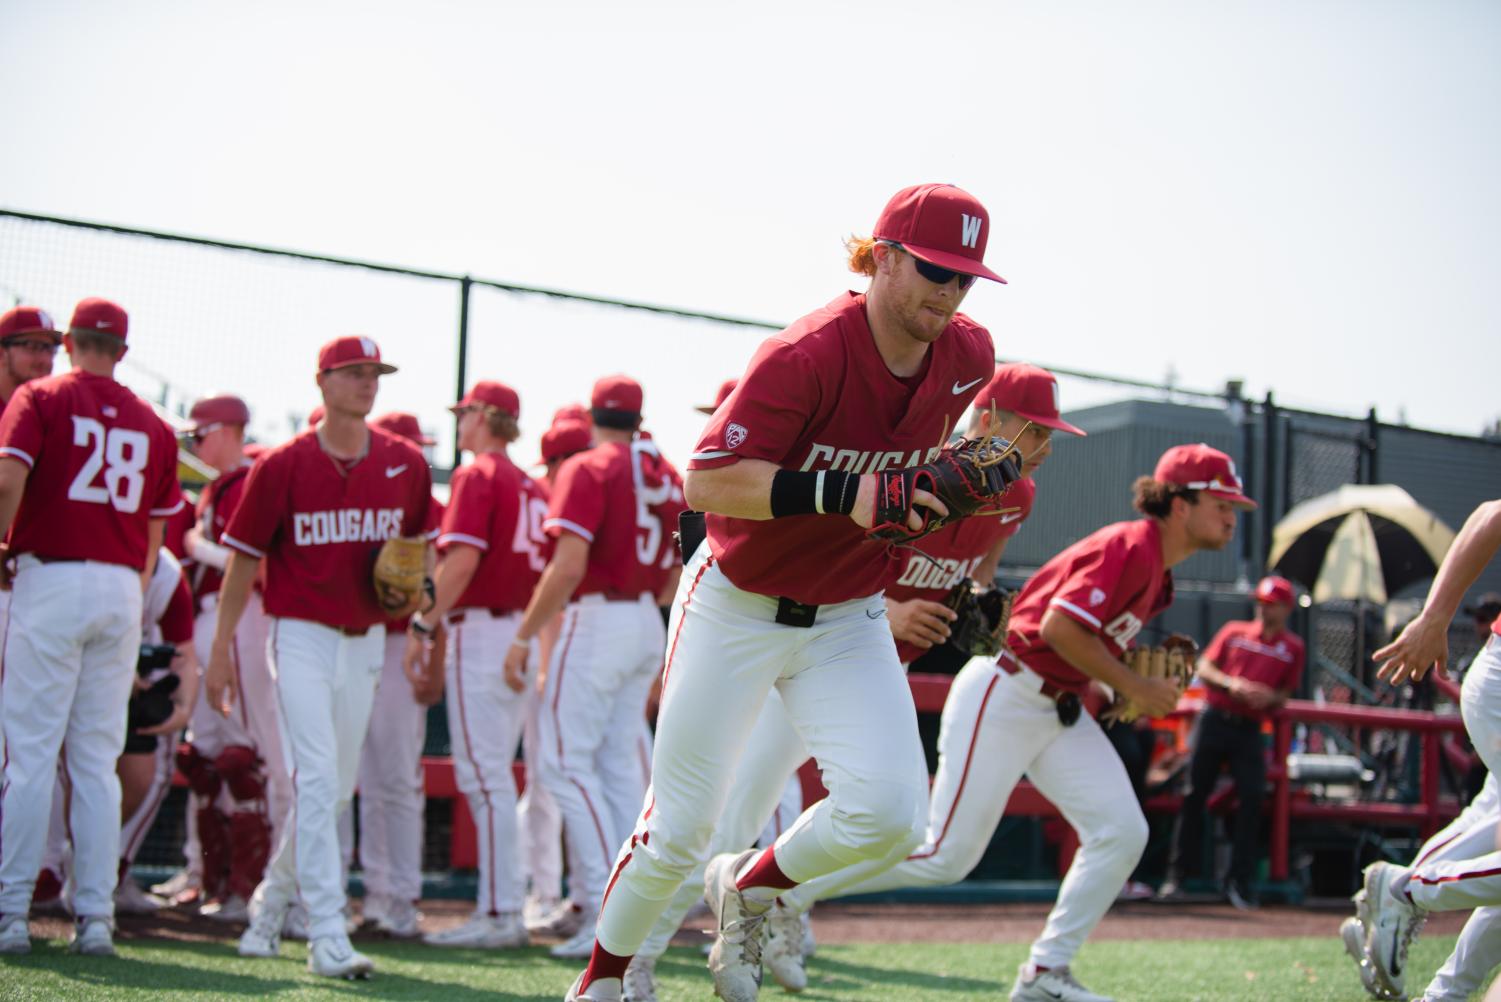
[1162,574,1304,909]
[402,383,545,949]
[504,374,685,965]
[204,336,432,979]
[0,298,183,958]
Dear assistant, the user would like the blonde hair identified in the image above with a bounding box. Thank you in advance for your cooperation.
[483,409,520,443]
[845,235,878,276]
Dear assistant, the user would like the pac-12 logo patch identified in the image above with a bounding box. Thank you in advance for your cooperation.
[725,423,748,449]
[1089,588,1106,607]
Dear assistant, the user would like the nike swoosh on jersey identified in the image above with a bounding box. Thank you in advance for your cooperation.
[385,464,408,478]
[952,376,985,395]
[865,609,887,620]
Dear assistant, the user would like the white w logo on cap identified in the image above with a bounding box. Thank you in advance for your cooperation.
[359,336,377,357]
[960,213,982,249]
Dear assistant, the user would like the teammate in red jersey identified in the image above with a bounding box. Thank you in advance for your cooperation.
[0,297,184,957]
[562,183,1005,1002]
[205,336,432,979]
[501,374,685,967]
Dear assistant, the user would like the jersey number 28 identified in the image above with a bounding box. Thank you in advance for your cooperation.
[68,417,150,513]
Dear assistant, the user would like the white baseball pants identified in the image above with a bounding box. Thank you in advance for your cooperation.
[519,682,565,901]
[536,595,665,913]
[784,655,1147,971]
[593,550,928,958]
[357,631,428,906]
[250,617,383,941]
[0,558,141,919]
[442,609,531,916]
[120,735,175,865]
[637,687,810,959]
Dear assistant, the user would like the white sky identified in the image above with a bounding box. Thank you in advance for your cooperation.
[2,0,1498,470]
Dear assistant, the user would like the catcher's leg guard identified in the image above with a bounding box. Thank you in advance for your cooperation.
[177,742,222,798]
[227,810,272,900]
[215,746,267,803]
[196,804,232,901]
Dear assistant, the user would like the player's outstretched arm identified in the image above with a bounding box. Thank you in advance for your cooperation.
[1375,497,1501,685]
[504,534,589,693]
[404,544,481,692]
[1041,608,1178,718]
[0,457,30,544]
[204,551,260,716]
[684,459,941,533]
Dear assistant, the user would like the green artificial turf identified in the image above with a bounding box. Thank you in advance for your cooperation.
[0,934,1486,1001]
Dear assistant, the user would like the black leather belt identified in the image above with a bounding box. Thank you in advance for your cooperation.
[998,657,1081,726]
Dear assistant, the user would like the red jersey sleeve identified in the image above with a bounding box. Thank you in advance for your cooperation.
[1045,532,1133,635]
[223,451,292,559]
[0,383,44,469]
[689,338,822,470]
[440,464,498,552]
[159,576,195,646]
[147,418,185,518]
[545,458,606,543]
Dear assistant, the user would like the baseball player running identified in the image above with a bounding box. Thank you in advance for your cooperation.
[506,375,685,963]
[618,362,1070,1002]
[357,410,443,939]
[175,394,287,922]
[561,183,1007,1002]
[402,382,542,949]
[0,297,184,957]
[1342,497,1501,1002]
[206,335,432,979]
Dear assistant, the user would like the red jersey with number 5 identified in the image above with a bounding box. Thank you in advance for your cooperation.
[690,292,995,605]
[438,451,549,612]
[1004,517,1173,694]
[544,438,686,599]
[0,370,183,570]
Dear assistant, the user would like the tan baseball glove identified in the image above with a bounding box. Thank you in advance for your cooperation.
[372,537,428,615]
[1104,633,1199,724]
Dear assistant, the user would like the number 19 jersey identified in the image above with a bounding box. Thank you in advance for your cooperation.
[0,370,183,570]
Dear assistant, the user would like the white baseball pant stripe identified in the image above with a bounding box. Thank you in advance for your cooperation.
[784,656,1147,971]
[251,617,383,941]
[637,687,809,960]
[357,631,428,905]
[0,558,141,919]
[536,595,664,912]
[593,548,927,958]
[444,610,530,916]
[518,684,565,902]
[120,735,175,864]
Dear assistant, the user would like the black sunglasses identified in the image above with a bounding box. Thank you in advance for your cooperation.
[883,242,976,290]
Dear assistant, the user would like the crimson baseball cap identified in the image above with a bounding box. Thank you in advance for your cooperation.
[451,380,520,418]
[873,183,1006,284]
[317,335,397,374]
[1154,443,1257,509]
[695,378,738,416]
[1255,575,1296,606]
[0,306,62,344]
[553,402,588,425]
[70,298,128,342]
[591,375,643,414]
[974,364,1085,436]
[187,394,251,432]
[539,419,593,464]
[371,411,436,446]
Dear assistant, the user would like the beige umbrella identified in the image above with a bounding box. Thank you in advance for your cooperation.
[1269,484,1455,603]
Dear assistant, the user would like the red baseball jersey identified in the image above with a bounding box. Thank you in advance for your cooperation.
[544,438,687,600]
[159,575,195,645]
[193,462,253,601]
[164,501,195,561]
[690,292,994,605]
[438,451,548,612]
[0,370,183,570]
[887,476,1035,664]
[1005,518,1174,695]
[222,428,434,631]
[1202,620,1305,719]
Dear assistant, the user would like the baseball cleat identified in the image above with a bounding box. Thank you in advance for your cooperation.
[372,898,422,939]
[762,900,807,992]
[114,877,165,915]
[424,912,529,949]
[69,916,116,957]
[238,898,286,958]
[1010,963,1114,1002]
[1341,916,1397,999]
[565,971,623,1001]
[622,954,658,1002]
[201,894,250,924]
[529,898,586,938]
[705,849,768,1002]
[281,903,309,940]
[800,911,816,959]
[307,935,374,979]
[1364,862,1426,1000]
[0,915,32,955]
[150,868,198,901]
[550,919,599,960]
